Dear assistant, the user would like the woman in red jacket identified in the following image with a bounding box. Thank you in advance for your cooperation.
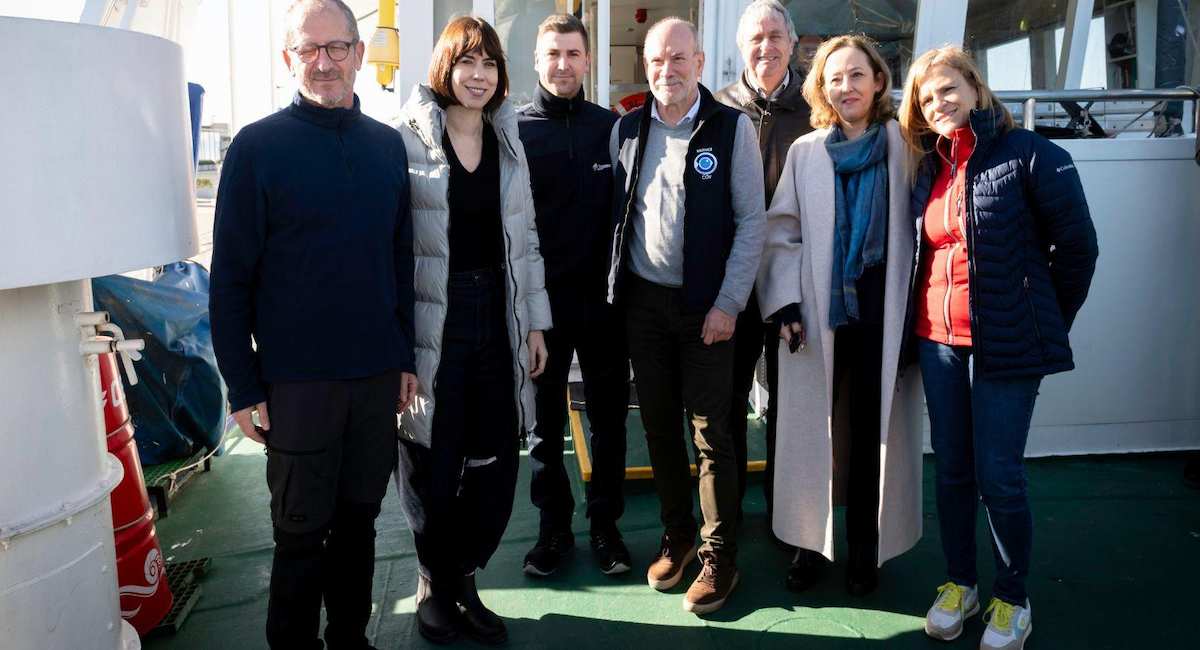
[899,46,1098,650]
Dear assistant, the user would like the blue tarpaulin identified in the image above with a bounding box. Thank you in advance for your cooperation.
[92,263,226,465]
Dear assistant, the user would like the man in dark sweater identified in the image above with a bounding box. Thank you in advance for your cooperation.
[714,0,813,531]
[516,14,632,578]
[209,2,416,648]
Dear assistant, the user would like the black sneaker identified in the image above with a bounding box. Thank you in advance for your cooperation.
[590,528,632,575]
[523,529,575,576]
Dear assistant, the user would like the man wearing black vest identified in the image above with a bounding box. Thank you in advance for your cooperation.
[607,17,765,615]
[517,14,632,578]
[713,0,813,527]
[209,2,417,648]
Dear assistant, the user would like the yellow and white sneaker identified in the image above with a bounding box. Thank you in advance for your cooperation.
[924,582,979,641]
[979,598,1032,650]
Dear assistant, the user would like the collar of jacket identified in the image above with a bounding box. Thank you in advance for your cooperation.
[531,83,585,118]
[637,83,724,134]
[401,84,521,159]
[288,92,362,129]
[967,106,1009,151]
[625,84,726,189]
[726,67,806,112]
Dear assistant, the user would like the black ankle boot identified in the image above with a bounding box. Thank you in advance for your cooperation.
[845,544,879,597]
[785,548,826,592]
[415,573,460,645]
[458,573,507,645]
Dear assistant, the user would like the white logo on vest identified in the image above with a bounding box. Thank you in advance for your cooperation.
[693,150,718,180]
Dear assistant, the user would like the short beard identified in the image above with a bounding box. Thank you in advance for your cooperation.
[300,81,350,108]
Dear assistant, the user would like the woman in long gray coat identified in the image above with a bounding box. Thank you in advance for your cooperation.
[757,35,923,597]
[394,16,551,646]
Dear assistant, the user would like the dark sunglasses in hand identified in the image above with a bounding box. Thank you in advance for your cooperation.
[291,40,356,63]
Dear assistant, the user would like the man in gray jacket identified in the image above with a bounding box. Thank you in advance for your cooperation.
[607,18,765,615]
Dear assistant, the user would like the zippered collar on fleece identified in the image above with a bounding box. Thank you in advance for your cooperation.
[530,82,586,118]
[287,91,361,129]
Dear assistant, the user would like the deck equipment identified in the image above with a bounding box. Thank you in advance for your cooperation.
[0,16,198,650]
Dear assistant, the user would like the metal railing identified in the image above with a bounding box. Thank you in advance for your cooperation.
[890,87,1200,137]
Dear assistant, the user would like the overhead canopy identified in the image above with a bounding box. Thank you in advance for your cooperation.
[784,0,918,41]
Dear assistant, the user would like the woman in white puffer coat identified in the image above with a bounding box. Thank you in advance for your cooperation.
[393,16,551,646]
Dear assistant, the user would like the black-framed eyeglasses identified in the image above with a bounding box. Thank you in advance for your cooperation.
[291,40,356,63]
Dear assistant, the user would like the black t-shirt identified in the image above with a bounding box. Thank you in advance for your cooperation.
[444,125,504,272]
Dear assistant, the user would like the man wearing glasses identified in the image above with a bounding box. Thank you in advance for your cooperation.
[210,1,417,648]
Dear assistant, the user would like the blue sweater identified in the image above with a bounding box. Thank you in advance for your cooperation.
[210,94,415,411]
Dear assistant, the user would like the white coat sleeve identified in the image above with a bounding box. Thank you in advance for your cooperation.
[756,140,806,321]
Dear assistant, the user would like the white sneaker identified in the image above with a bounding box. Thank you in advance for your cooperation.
[924,582,979,641]
[979,598,1032,650]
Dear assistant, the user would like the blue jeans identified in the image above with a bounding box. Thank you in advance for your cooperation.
[917,339,1041,605]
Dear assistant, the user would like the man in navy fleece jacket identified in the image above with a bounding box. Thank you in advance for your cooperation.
[208,2,416,648]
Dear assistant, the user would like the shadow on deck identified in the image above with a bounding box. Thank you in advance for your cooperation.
[142,431,1199,649]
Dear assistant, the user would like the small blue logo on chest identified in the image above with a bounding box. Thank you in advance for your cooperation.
[693,151,718,178]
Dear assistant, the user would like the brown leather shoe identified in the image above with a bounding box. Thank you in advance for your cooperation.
[646,533,698,591]
[683,556,739,615]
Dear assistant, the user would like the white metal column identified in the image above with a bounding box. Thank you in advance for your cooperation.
[597,0,610,109]
[1056,0,1096,89]
[474,0,495,23]
[226,0,276,134]
[79,0,110,24]
[397,0,434,101]
[1190,0,1200,88]
[913,0,968,54]
[1135,0,1158,89]
[702,0,750,91]
[1031,30,1058,89]
[700,0,716,90]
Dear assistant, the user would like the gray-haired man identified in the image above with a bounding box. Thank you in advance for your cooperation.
[607,17,765,615]
[210,1,416,648]
[713,0,813,547]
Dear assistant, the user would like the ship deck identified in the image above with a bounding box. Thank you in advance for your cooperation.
[141,422,1198,650]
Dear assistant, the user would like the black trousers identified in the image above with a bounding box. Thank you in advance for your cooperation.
[624,275,739,560]
[528,285,629,535]
[263,370,402,650]
[397,269,519,588]
[730,290,780,516]
[833,320,884,557]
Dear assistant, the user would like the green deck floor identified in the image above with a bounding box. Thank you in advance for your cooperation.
[143,420,1199,650]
